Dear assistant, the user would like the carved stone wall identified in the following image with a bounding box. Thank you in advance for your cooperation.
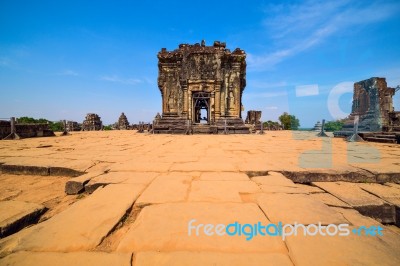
[351,77,395,131]
[334,77,398,136]
[82,113,102,131]
[157,41,246,124]
[245,110,262,125]
[116,112,130,130]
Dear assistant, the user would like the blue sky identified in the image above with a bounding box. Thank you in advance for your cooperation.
[1,0,399,127]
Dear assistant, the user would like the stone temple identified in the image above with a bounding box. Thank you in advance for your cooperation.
[153,40,249,134]
[82,113,102,131]
[334,77,400,142]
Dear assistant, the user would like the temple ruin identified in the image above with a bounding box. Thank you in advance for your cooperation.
[245,110,262,125]
[153,40,249,134]
[82,113,102,131]
[116,112,130,130]
[334,77,400,143]
[66,121,81,132]
[1,119,55,140]
[245,110,262,131]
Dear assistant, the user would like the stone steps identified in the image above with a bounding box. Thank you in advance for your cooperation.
[364,137,397,143]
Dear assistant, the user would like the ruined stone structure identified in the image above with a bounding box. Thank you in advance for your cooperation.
[82,113,102,131]
[1,120,55,139]
[334,77,400,142]
[245,110,262,125]
[153,40,249,134]
[116,112,130,130]
[66,121,81,132]
[245,110,262,131]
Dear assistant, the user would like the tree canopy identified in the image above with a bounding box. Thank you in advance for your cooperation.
[17,117,64,132]
[324,120,345,132]
[278,112,300,130]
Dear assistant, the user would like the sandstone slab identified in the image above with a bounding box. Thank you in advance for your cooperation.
[65,171,106,195]
[188,180,260,202]
[313,182,395,223]
[257,193,347,225]
[117,202,287,253]
[84,172,158,194]
[294,184,324,194]
[251,172,296,187]
[135,175,192,206]
[0,201,46,238]
[0,251,131,266]
[309,193,351,208]
[199,172,250,181]
[0,184,145,252]
[358,183,400,199]
[286,231,400,266]
[259,185,308,194]
[135,251,293,266]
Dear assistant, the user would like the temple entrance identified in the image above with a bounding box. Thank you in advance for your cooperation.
[192,92,210,124]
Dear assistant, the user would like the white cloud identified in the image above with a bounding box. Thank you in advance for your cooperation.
[249,0,400,71]
[100,75,142,85]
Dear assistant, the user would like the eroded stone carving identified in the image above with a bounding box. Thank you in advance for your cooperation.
[154,40,249,134]
[82,113,102,131]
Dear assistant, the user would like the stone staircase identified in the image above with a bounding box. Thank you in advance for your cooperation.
[359,132,400,144]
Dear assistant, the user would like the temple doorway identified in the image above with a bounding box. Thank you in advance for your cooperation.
[193,92,210,124]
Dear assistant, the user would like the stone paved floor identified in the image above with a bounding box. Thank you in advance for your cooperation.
[0,131,399,265]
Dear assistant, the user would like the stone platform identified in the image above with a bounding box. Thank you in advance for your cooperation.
[0,131,400,265]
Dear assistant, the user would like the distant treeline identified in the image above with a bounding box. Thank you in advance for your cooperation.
[16,117,64,132]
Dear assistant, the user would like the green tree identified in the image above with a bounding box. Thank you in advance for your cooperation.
[324,120,345,132]
[278,112,300,130]
[263,120,281,130]
[103,125,113,131]
[16,117,37,124]
[17,117,65,132]
[48,121,64,132]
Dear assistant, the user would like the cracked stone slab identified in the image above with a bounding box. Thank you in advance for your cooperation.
[0,201,46,238]
[293,184,324,194]
[251,172,296,187]
[188,180,260,202]
[257,193,347,225]
[330,207,381,227]
[134,251,293,266]
[199,172,250,181]
[358,183,400,200]
[84,172,158,194]
[135,175,192,206]
[309,193,351,208]
[170,161,237,172]
[65,171,106,195]
[312,182,395,223]
[285,230,400,265]
[110,160,172,172]
[0,251,132,266]
[259,185,309,194]
[117,202,287,253]
[0,184,145,252]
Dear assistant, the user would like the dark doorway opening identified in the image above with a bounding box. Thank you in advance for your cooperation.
[193,92,210,124]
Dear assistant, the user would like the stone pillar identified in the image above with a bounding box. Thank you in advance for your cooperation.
[210,92,215,123]
[183,85,188,118]
[215,82,221,119]
[188,90,192,122]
